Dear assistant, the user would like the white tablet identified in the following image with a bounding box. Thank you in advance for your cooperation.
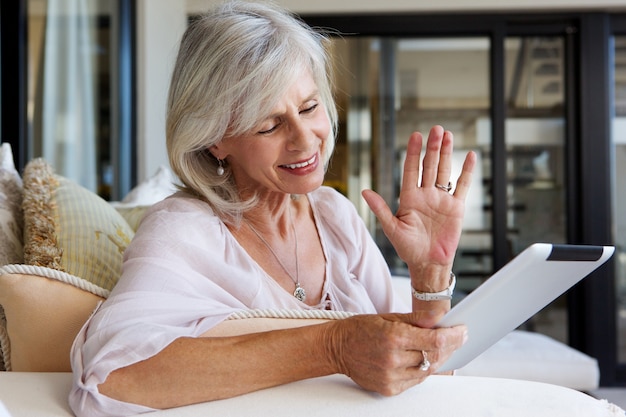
[437,243,615,372]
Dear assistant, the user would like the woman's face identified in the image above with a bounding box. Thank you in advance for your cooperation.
[213,71,331,199]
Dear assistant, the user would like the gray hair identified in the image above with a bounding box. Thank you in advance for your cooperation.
[166,0,338,224]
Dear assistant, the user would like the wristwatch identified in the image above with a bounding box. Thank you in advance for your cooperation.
[411,272,456,301]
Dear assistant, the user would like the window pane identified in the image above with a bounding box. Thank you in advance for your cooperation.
[329,36,491,291]
[505,36,567,342]
[613,36,626,364]
[27,0,113,198]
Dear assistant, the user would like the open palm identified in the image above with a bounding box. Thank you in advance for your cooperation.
[362,126,476,272]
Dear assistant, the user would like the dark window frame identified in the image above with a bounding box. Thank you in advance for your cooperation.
[610,12,626,386]
[0,0,28,170]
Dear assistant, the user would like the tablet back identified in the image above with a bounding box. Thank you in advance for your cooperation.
[437,243,615,373]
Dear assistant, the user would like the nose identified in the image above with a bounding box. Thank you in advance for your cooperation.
[286,119,315,152]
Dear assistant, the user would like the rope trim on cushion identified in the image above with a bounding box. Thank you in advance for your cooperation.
[0,264,111,299]
[227,309,355,321]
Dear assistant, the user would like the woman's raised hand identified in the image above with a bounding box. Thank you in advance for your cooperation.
[362,126,476,282]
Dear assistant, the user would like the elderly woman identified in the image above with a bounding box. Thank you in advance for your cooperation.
[69,1,476,416]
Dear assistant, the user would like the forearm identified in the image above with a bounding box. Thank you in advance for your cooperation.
[98,322,336,409]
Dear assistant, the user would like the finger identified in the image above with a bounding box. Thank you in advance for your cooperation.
[452,150,477,200]
[435,130,454,188]
[379,313,468,349]
[405,349,439,379]
[403,319,468,352]
[411,327,468,374]
[420,125,445,188]
[397,353,433,384]
[381,309,445,329]
[434,325,469,352]
[418,349,432,372]
[392,310,446,329]
[400,132,423,196]
[362,189,396,232]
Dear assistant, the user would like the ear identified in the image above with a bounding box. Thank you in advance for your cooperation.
[208,144,227,160]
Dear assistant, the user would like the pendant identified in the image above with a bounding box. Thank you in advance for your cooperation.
[294,283,306,302]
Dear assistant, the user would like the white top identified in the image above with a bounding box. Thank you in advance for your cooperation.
[69,186,406,417]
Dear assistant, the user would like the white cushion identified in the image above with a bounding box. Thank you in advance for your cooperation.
[456,330,600,391]
[114,165,178,207]
[0,372,623,417]
[0,401,11,417]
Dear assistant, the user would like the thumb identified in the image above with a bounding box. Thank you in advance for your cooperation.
[405,310,447,329]
[362,189,395,228]
[382,311,444,329]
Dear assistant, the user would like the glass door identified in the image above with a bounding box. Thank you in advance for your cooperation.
[327,33,570,343]
[306,10,626,384]
[612,35,626,365]
[26,0,132,200]
[328,36,491,290]
[504,36,568,342]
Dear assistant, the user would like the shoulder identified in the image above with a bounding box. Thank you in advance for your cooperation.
[148,191,214,214]
[141,192,218,225]
[131,192,223,246]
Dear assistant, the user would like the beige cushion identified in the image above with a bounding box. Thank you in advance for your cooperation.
[203,317,330,337]
[110,165,179,231]
[113,205,151,232]
[0,158,136,372]
[0,271,105,372]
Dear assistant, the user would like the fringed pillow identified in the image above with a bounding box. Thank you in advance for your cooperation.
[0,158,135,371]
[21,158,134,291]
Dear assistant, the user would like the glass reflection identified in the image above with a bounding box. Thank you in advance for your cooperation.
[613,36,626,363]
[27,0,113,198]
[328,37,490,287]
[505,37,567,342]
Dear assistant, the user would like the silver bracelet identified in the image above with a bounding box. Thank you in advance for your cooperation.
[411,272,456,301]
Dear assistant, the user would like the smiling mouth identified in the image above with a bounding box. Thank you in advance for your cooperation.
[281,154,317,170]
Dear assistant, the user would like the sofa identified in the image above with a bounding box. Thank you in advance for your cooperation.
[0,142,623,416]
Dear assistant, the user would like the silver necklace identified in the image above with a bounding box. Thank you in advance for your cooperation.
[245,206,306,302]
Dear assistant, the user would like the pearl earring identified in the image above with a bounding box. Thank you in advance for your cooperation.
[217,159,225,176]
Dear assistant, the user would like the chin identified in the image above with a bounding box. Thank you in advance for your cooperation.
[294,180,324,196]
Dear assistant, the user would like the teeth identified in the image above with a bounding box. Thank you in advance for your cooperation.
[283,155,316,169]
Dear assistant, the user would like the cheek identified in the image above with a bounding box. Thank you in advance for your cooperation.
[315,112,332,139]
[318,114,332,154]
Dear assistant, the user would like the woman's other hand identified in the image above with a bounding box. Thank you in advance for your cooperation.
[323,312,468,396]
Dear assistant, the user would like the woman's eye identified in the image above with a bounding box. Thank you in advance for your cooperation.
[301,103,318,114]
[258,124,279,135]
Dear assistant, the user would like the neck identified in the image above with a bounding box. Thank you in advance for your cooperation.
[243,201,305,302]
[241,194,302,236]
